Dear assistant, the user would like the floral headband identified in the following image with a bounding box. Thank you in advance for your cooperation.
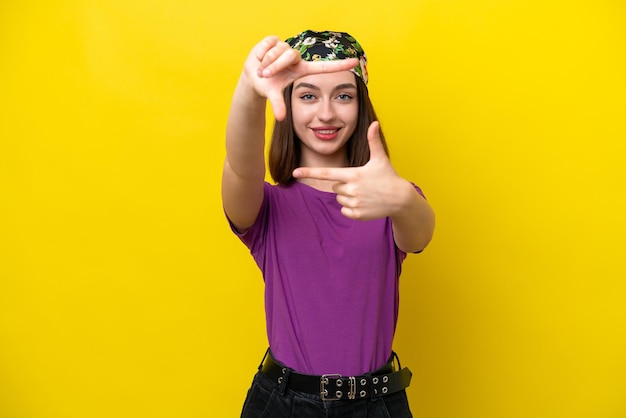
[285,30,368,85]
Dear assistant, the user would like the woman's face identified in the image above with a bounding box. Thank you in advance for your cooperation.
[290,71,359,166]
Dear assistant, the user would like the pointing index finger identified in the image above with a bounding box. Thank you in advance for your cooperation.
[293,166,352,182]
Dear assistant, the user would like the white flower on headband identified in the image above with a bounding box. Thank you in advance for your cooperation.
[285,30,369,85]
[323,38,339,49]
[359,56,368,84]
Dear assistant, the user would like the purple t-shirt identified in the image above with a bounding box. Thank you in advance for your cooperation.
[230,181,415,376]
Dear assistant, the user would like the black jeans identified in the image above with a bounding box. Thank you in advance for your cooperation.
[241,371,413,418]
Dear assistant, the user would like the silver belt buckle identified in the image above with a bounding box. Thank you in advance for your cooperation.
[320,374,357,401]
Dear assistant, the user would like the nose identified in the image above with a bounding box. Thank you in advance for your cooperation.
[316,99,336,122]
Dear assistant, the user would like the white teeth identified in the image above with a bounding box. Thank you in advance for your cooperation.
[316,129,337,134]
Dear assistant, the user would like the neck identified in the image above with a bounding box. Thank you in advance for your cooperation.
[297,147,348,193]
[299,150,348,169]
[296,178,337,193]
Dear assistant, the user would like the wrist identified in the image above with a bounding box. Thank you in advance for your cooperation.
[237,71,266,105]
[233,72,267,112]
[391,179,419,219]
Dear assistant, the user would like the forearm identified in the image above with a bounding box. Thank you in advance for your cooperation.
[225,72,268,179]
[222,73,269,231]
[390,180,436,253]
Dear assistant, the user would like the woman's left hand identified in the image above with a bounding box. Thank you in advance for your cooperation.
[293,121,416,220]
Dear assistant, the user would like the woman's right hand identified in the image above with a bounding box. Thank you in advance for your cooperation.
[242,36,358,121]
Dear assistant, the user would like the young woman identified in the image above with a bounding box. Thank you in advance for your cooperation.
[222,30,435,417]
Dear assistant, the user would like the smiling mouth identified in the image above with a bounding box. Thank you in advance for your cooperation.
[311,128,340,140]
[313,128,339,134]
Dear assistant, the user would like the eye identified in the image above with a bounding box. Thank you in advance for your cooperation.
[336,93,353,101]
[300,93,316,101]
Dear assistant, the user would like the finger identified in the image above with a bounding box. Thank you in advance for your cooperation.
[301,57,359,76]
[267,88,287,121]
[340,206,367,221]
[253,36,283,62]
[292,166,352,182]
[366,121,386,161]
[335,193,357,209]
[258,47,301,78]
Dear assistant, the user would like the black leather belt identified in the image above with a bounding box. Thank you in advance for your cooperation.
[259,350,412,401]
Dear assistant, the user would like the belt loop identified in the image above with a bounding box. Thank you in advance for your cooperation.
[392,351,402,370]
[258,347,270,371]
[277,367,291,395]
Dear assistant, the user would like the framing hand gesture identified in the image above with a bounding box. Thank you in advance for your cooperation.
[244,36,358,120]
[293,122,414,221]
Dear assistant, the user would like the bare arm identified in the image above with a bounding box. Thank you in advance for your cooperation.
[221,72,267,231]
[292,121,435,253]
[222,36,359,231]
[222,36,298,231]
[389,180,435,253]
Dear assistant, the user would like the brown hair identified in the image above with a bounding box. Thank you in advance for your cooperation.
[268,74,389,185]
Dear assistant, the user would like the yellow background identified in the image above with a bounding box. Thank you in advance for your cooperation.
[1,1,625,417]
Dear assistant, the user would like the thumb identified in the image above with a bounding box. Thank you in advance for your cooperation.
[367,121,386,161]
[267,88,287,121]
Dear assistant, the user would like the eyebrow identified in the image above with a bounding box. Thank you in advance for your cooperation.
[294,82,357,91]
